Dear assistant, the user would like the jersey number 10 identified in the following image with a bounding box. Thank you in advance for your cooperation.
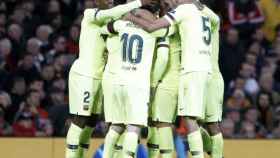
[121,33,143,64]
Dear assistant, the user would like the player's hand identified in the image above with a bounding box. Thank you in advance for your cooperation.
[122,12,133,21]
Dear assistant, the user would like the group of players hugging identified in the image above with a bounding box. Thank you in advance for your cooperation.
[65,0,224,158]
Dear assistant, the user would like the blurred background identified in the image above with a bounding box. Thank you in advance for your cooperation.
[0,0,280,140]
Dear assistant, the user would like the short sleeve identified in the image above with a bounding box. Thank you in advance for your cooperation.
[164,6,184,25]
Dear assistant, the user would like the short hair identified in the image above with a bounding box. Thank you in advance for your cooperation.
[114,0,127,5]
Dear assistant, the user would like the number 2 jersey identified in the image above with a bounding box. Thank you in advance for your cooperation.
[103,20,174,89]
[164,3,212,74]
[70,0,142,79]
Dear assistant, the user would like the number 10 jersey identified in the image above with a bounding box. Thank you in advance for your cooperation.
[113,20,174,89]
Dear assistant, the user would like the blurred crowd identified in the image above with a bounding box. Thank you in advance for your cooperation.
[0,0,280,138]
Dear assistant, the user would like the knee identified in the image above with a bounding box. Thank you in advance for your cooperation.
[111,124,125,134]
[206,122,221,136]
[71,114,98,128]
[127,124,142,135]
[71,115,88,128]
[184,116,199,133]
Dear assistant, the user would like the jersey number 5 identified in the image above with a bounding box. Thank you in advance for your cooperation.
[121,33,143,64]
[202,16,211,45]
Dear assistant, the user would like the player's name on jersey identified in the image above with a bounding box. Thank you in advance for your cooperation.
[122,65,137,71]
[199,50,210,55]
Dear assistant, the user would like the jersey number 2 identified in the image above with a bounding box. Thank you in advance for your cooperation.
[83,91,90,103]
[202,16,211,45]
[121,33,143,64]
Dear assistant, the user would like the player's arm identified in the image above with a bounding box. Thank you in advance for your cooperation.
[99,20,127,35]
[100,19,176,38]
[84,0,146,23]
[131,8,157,23]
[124,7,183,32]
[151,38,170,88]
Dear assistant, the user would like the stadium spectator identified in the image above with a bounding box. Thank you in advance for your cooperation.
[12,111,37,137]
[0,38,13,71]
[15,53,40,84]
[45,35,67,64]
[66,24,79,56]
[40,64,56,91]
[7,23,24,68]
[239,121,257,138]
[226,89,251,110]
[26,38,44,71]
[221,118,236,138]
[259,0,280,42]
[258,72,280,105]
[48,88,68,136]
[220,27,245,89]
[0,91,13,131]
[0,11,6,38]
[257,92,274,132]
[13,90,53,136]
[238,62,259,96]
[228,0,264,38]
[0,106,12,136]
[243,107,266,137]
[35,25,53,53]
[272,107,280,138]
[5,77,26,123]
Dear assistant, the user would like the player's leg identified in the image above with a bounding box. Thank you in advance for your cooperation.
[204,73,224,158]
[151,87,177,158]
[156,123,174,158]
[147,121,159,158]
[102,75,125,158]
[205,123,223,158]
[178,72,209,158]
[66,114,98,158]
[66,72,101,158]
[147,104,159,158]
[113,132,125,158]
[200,126,212,154]
[122,125,142,158]
[122,86,148,158]
[103,124,125,158]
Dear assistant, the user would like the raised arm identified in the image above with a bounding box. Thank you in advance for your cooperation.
[84,0,147,24]
[132,9,157,23]
[151,38,170,88]
[124,13,171,32]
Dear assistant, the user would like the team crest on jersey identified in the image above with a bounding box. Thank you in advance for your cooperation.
[83,105,89,111]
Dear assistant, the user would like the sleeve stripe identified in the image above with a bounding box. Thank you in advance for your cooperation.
[107,21,117,34]
[166,13,176,22]
[157,44,170,48]
[164,27,170,38]
[94,9,100,19]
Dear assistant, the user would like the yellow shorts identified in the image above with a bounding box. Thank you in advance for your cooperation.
[204,72,224,122]
[102,72,117,123]
[68,71,102,116]
[113,84,149,126]
[149,87,177,123]
[178,72,210,119]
